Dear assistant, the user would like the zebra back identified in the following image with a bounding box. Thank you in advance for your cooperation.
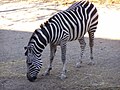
[67,0,98,32]
[28,1,98,49]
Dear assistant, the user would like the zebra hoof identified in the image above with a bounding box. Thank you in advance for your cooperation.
[42,70,51,76]
[88,61,95,66]
[60,74,67,80]
[76,62,82,68]
[42,72,50,76]
[27,73,37,82]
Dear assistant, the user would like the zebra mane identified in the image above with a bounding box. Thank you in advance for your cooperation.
[40,21,49,29]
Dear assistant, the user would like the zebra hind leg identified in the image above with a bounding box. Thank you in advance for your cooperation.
[43,44,57,76]
[88,31,95,65]
[76,37,86,68]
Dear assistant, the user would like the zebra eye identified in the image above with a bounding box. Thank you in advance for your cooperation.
[28,62,32,66]
[26,58,32,66]
[26,59,32,65]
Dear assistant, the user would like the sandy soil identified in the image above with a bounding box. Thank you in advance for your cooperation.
[0,1,120,90]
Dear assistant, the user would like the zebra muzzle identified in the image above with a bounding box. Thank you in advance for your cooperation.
[27,73,37,82]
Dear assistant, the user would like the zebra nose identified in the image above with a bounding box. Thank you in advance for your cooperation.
[27,73,37,82]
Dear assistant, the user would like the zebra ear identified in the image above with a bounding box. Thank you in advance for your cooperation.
[40,24,43,28]
[24,46,27,50]
[25,51,27,56]
[24,46,28,56]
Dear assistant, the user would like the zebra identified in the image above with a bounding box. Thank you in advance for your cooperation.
[24,0,98,82]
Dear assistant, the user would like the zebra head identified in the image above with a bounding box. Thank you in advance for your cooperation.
[24,45,41,82]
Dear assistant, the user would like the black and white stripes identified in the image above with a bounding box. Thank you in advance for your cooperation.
[25,0,98,82]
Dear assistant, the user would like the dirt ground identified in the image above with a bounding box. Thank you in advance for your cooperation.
[0,1,120,90]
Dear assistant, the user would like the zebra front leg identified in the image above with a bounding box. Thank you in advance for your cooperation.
[43,44,57,76]
[76,37,86,68]
[88,31,95,65]
[60,41,67,80]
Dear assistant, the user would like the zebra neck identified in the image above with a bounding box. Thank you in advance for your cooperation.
[28,27,50,54]
[40,22,54,44]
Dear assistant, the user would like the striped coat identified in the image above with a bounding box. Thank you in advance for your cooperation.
[25,0,98,82]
